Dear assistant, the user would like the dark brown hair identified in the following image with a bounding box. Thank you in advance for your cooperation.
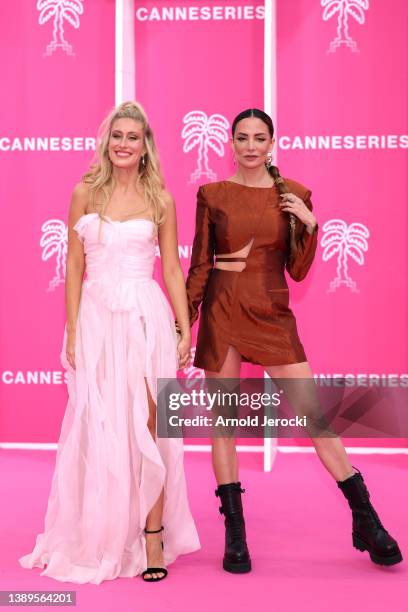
[231,108,297,261]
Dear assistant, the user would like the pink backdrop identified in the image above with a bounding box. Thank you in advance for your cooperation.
[1,1,407,445]
[0,0,115,442]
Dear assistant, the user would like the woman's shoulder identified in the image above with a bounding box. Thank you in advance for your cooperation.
[72,181,91,202]
[199,180,229,202]
[283,177,311,199]
[161,188,174,207]
[72,181,90,211]
[70,181,91,215]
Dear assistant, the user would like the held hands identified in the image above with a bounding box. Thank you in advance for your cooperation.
[279,193,317,233]
[177,333,192,370]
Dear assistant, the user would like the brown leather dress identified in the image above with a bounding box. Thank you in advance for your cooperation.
[186,180,318,372]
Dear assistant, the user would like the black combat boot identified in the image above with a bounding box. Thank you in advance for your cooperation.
[337,467,403,566]
[215,482,251,573]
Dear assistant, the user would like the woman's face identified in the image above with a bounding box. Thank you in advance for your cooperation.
[108,118,145,169]
[232,117,274,169]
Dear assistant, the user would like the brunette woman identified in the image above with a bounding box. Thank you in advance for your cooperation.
[185,108,402,573]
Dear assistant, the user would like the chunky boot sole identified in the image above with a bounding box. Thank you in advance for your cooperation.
[223,558,252,574]
[353,534,403,566]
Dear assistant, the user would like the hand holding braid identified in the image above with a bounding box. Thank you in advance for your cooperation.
[267,165,317,265]
[279,193,317,233]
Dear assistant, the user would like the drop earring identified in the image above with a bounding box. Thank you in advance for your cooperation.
[266,151,273,168]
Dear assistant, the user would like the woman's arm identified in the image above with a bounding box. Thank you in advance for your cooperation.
[185,186,215,325]
[158,191,191,368]
[280,190,318,282]
[65,183,87,368]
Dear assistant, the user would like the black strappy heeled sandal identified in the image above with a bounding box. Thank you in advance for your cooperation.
[142,526,168,582]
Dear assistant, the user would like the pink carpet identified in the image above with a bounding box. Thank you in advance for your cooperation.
[2,449,407,611]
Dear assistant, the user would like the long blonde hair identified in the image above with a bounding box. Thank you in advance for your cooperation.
[82,101,166,225]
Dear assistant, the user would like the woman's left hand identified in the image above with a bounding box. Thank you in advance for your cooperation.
[279,193,317,232]
[177,334,191,370]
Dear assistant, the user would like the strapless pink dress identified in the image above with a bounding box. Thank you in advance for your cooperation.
[19,213,200,584]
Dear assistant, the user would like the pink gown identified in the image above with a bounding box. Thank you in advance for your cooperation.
[19,213,200,584]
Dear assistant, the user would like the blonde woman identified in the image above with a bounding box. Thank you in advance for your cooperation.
[19,102,200,584]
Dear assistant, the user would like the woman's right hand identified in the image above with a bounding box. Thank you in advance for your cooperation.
[66,329,76,370]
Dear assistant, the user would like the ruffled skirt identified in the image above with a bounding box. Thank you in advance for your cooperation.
[19,279,200,584]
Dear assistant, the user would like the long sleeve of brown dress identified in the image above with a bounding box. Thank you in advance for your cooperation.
[186,180,318,372]
[286,190,318,282]
[186,187,215,326]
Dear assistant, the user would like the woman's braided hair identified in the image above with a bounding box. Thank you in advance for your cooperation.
[231,109,297,263]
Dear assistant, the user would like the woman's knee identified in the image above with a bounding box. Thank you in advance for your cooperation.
[212,436,237,450]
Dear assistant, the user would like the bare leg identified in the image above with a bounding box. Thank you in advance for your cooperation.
[262,364,402,566]
[206,347,252,573]
[144,380,165,580]
[205,346,242,485]
[265,362,355,482]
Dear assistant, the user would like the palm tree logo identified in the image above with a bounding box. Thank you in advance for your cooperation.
[41,219,68,292]
[321,0,369,53]
[37,0,84,57]
[321,219,369,293]
[182,111,229,183]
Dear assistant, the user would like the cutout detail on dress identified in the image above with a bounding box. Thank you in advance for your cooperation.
[215,238,254,272]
